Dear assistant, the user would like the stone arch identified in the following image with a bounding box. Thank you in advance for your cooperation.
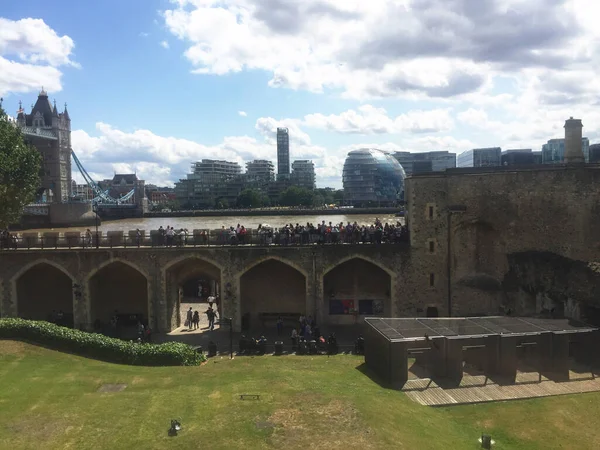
[163,255,224,331]
[322,256,394,324]
[85,258,151,330]
[238,255,309,279]
[238,256,308,330]
[11,259,76,325]
[323,255,394,278]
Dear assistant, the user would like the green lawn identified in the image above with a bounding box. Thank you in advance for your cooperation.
[1,340,599,450]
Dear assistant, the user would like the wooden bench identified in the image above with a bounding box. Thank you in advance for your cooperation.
[259,313,301,328]
[240,394,260,400]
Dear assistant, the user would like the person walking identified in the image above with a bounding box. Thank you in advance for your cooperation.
[186,307,193,330]
[192,311,200,330]
[276,316,284,336]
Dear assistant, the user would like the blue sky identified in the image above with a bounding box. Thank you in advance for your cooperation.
[1,0,599,187]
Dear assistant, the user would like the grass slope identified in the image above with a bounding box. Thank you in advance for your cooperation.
[1,340,599,450]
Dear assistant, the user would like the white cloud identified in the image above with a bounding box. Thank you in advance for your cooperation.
[162,0,594,101]
[139,32,150,38]
[160,40,170,49]
[71,120,330,187]
[303,105,454,134]
[238,110,247,117]
[0,18,78,97]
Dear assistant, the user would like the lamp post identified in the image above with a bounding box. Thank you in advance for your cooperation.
[447,205,467,317]
[92,201,99,249]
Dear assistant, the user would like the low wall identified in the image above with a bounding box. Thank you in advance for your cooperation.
[145,207,403,218]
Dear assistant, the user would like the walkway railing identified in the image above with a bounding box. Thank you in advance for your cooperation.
[0,229,409,250]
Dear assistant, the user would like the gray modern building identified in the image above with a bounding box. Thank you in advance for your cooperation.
[456,147,502,167]
[542,138,590,164]
[277,127,290,179]
[501,149,536,166]
[590,143,600,163]
[393,151,456,175]
[343,148,406,206]
[291,160,316,190]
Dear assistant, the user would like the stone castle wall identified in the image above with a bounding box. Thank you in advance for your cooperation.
[405,164,600,317]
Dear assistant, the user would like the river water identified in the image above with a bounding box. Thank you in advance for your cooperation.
[27,213,405,233]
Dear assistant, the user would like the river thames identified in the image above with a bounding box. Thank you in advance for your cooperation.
[27,213,404,233]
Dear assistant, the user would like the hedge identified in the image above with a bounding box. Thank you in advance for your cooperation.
[0,318,205,366]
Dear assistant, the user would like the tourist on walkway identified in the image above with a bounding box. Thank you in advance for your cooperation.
[206,307,217,331]
[186,307,193,330]
[276,316,284,336]
[192,310,200,330]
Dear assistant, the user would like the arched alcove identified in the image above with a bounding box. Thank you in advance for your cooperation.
[16,262,74,326]
[89,261,149,326]
[323,258,391,324]
[240,259,306,330]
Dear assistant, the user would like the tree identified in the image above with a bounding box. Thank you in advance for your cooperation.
[214,197,229,209]
[236,189,268,208]
[279,186,314,207]
[0,106,41,227]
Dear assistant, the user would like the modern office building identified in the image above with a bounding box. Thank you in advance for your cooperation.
[532,151,543,164]
[246,160,275,183]
[542,138,590,164]
[342,148,406,206]
[393,151,456,175]
[456,147,502,167]
[590,143,600,163]
[291,160,316,190]
[277,127,290,179]
[501,149,535,166]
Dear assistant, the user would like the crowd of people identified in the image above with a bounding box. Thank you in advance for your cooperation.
[0,229,18,249]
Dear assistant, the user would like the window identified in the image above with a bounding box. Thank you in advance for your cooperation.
[429,273,435,287]
[428,206,434,218]
[429,240,435,253]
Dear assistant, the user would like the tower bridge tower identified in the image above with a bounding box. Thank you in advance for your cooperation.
[16,89,72,203]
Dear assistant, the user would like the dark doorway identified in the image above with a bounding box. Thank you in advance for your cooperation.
[426,307,439,318]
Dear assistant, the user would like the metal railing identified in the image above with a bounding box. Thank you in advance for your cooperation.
[0,229,409,250]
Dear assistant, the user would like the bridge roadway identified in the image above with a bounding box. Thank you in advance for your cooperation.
[0,239,411,333]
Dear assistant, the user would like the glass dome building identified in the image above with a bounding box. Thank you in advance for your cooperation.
[342,148,406,206]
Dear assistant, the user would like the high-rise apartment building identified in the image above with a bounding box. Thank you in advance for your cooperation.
[291,160,316,190]
[393,151,456,175]
[175,159,242,208]
[457,147,501,167]
[542,138,590,164]
[246,160,275,183]
[277,127,290,179]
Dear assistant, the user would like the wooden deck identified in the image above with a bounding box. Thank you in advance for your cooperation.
[403,368,600,406]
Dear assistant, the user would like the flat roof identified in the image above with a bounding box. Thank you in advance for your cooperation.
[365,317,597,342]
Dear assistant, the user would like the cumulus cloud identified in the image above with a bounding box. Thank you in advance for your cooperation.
[162,0,591,100]
[0,18,78,96]
[238,110,247,117]
[303,105,454,134]
[71,120,330,187]
[160,40,170,49]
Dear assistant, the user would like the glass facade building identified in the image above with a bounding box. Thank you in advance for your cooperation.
[542,138,590,163]
[456,147,501,167]
[277,127,290,179]
[393,151,456,174]
[342,148,406,206]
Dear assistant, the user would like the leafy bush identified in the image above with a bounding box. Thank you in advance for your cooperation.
[0,318,205,366]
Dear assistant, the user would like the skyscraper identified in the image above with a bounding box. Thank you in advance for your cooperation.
[277,127,290,179]
[291,160,316,190]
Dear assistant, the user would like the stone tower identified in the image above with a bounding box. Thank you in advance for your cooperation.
[16,89,73,202]
[564,117,585,164]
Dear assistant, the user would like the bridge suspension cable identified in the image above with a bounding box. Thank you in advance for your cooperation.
[71,150,135,204]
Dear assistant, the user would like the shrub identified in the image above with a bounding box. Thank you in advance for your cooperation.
[0,318,205,366]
